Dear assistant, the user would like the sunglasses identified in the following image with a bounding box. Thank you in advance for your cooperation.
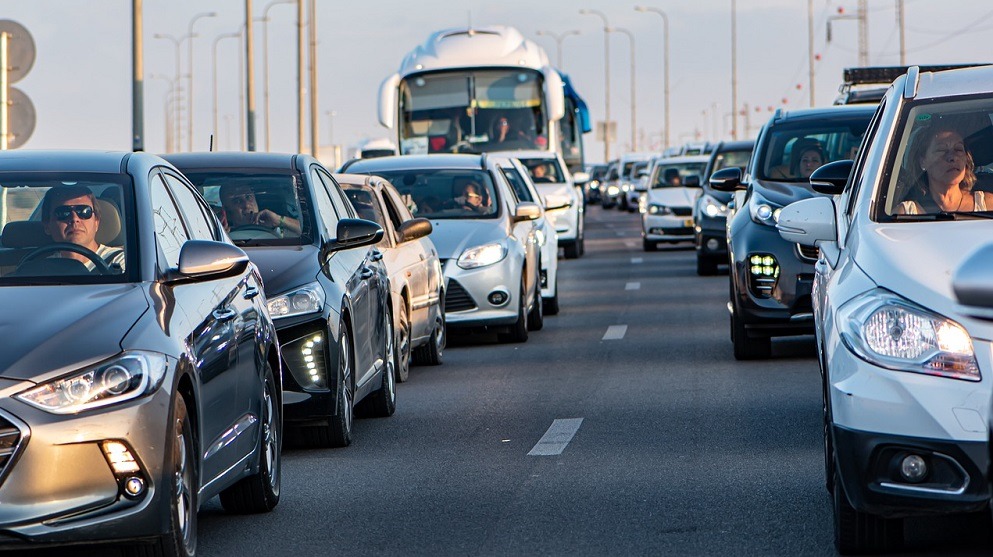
[54,204,94,221]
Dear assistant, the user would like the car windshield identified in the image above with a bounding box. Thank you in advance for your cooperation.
[879,96,993,220]
[518,158,565,183]
[757,118,869,182]
[352,169,499,219]
[181,169,310,246]
[0,173,132,285]
[712,150,752,174]
[650,162,707,188]
[341,187,386,226]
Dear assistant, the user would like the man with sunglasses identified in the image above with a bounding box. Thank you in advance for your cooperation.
[41,185,125,273]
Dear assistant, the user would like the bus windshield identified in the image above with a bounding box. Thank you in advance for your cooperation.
[398,68,549,155]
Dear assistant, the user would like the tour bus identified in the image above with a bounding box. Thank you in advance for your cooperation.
[377,25,590,172]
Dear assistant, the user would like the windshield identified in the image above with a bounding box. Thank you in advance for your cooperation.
[181,169,310,246]
[879,96,993,219]
[398,69,548,155]
[758,117,869,182]
[518,158,565,183]
[650,162,707,188]
[341,187,386,226]
[712,149,752,174]
[0,173,132,285]
[352,169,499,219]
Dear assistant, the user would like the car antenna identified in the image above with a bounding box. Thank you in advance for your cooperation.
[209,134,215,152]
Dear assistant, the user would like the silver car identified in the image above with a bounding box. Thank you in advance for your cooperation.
[342,154,543,342]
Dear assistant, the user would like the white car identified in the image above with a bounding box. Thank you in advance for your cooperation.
[640,155,709,251]
[510,150,586,259]
[777,65,993,553]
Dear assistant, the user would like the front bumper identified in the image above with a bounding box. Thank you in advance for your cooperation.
[695,213,729,259]
[442,258,521,329]
[642,212,695,241]
[274,315,338,424]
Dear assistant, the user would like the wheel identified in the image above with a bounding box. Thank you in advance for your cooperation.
[731,298,771,360]
[498,280,529,343]
[526,275,544,331]
[394,301,411,382]
[563,239,580,259]
[833,468,904,554]
[220,364,281,513]
[543,274,560,316]
[642,238,657,252]
[413,297,445,366]
[365,308,397,418]
[576,218,585,256]
[328,326,355,447]
[696,254,718,275]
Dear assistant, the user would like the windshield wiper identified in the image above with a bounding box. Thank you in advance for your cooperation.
[889,212,959,221]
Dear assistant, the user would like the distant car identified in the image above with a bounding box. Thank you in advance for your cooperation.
[612,152,655,211]
[710,105,875,359]
[342,154,543,342]
[584,163,608,204]
[693,139,755,275]
[166,152,396,448]
[0,151,281,553]
[513,150,586,259]
[337,173,447,379]
[640,155,709,250]
[600,159,621,208]
[623,160,652,212]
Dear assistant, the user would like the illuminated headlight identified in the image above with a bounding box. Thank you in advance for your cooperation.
[457,242,508,269]
[748,254,779,277]
[748,191,783,226]
[621,183,631,192]
[701,194,729,218]
[839,289,979,381]
[606,185,620,196]
[17,351,168,414]
[648,203,672,215]
[589,181,600,190]
[267,282,325,319]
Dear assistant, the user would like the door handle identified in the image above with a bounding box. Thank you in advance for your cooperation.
[370,249,384,262]
[359,268,375,280]
[243,285,260,299]
[213,308,237,321]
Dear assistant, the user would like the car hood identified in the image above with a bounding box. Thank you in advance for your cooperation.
[0,284,148,382]
[752,179,820,207]
[244,244,320,297]
[428,219,509,260]
[647,187,700,207]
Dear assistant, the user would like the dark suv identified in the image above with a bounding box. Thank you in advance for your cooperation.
[693,140,754,275]
[710,106,874,359]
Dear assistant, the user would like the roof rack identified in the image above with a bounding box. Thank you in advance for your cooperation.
[841,64,990,87]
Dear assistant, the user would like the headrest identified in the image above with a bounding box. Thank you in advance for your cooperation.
[95,198,122,246]
[0,198,122,248]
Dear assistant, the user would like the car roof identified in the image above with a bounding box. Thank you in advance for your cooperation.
[713,140,755,151]
[0,150,134,173]
[341,154,486,173]
[162,151,300,170]
[770,104,877,125]
[912,64,993,100]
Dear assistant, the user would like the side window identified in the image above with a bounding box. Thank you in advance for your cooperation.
[500,167,534,202]
[845,98,887,219]
[380,192,406,242]
[308,168,338,235]
[149,174,190,269]
[317,170,355,219]
[163,173,217,240]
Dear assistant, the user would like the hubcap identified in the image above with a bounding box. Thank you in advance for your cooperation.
[263,384,279,490]
[341,332,353,434]
[175,427,193,546]
[384,317,395,400]
[397,308,410,377]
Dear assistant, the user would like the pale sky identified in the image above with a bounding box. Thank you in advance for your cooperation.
[1,0,991,163]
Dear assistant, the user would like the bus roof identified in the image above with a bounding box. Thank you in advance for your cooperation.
[397,25,551,77]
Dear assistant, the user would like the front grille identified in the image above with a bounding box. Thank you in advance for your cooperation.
[796,244,819,261]
[445,279,477,312]
[0,414,24,487]
[671,207,692,217]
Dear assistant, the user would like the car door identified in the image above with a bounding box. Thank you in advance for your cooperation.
[379,187,432,338]
[495,169,539,301]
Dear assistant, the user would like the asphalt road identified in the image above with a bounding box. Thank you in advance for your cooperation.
[35,205,992,556]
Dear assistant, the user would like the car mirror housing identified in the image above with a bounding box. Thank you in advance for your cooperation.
[572,171,590,185]
[514,202,542,222]
[709,167,743,191]
[953,243,993,320]
[809,159,854,195]
[776,197,837,247]
[327,218,384,253]
[398,218,432,243]
[177,240,250,279]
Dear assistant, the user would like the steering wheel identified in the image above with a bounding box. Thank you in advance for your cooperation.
[19,242,112,275]
[229,224,281,240]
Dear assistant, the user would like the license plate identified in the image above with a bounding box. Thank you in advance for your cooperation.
[683,218,694,227]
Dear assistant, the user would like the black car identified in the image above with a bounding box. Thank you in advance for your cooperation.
[0,151,281,554]
[693,139,754,275]
[710,105,874,359]
[166,153,396,448]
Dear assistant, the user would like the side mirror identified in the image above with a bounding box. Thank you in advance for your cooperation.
[684,175,701,187]
[398,218,432,242]
[572,171,590,185]
[514,202,542,222]
[776,197,836,247]
[543,67,566,121]
[809,159,854,195]
[709,167,743,192]
[327,218,384,253]
[177,240,250,279]
[953,243,993,320]
[377,73,400,129]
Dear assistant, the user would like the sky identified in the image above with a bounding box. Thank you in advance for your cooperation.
[1,0,992,164]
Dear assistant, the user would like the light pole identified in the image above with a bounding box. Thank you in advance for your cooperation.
[186,12,216,151]
[153,32,190,151]
[579,8,610,161]
[731,0,738,139]
[608,27,636,152]
[308,0,318,157]
[132,0,144,152]
[245,0,258,151]
[149,73,176,152]
[262,0,294,152]
[325,109,336,167]
[212,31,241,149]
[634,6,669,149]
[534,29,580,69]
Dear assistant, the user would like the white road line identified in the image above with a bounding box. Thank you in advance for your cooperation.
[631,257,643,264]
[602,325,627,340]
[624,241,636,248]
[625,282,640,291]
[528,418,584,456]
[615,231,625,237]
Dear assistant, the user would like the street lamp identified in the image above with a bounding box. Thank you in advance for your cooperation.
[534,29,580,69]
[186,11,217,152]
[634,6,670,149]
[325,109,336,167]
[608,27,636,152]
[153,32,191,151]
[579,8,611,161]
[213,31,242,149]
[148,73,175,152]
[261,0,295,152]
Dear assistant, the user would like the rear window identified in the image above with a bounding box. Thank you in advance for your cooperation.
[349,169,500,220]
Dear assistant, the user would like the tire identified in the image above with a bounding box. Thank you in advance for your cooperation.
[543,275,560,316]
[365,308,397,418]
[696,254,718,275]
[220,364,281,513]
[563,239,580,259]
[413,298,445,366]
[731,297,772,360]
[328,326,355,447]
[576,218,585,257]
[526,275,544,331]
[833,468,904,554]
[643,238,657,252]
[394,300,411,382]
[498,280,529,343]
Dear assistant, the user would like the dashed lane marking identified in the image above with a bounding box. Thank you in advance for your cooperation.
[625,282,640,291]
[602,325,627,340]
[528,418,584,456]
[631,257,643,264]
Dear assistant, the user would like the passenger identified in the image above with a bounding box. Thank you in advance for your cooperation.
[897,126,993,214]
[219,183,301,234]
[455,180,491,214]
[663,168,682,186]
[41,185,125,272]
[530,163,553,183]
[769,137,824,180]
[492,115,530,145]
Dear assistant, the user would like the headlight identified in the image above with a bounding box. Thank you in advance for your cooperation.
[267,282,325,319]
[648,203,672,215]
[748,191,783,226]
[621,183,631,192]
[17,351,168,414]
[606,185,620,196]
[457,242,508,269]
[838,289,979,381]
[701,194,729,218]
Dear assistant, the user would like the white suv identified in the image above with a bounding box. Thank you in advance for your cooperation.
[506,150,586,259]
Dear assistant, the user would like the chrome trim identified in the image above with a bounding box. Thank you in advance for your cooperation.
[790,313,814,322]
[879,451,969,496]
[726,301,734,315]
[0,409,29,489]
[203,413,258,460]
[199,450,254,494]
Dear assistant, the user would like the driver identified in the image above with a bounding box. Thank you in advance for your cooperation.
[41,185,125,272]
[219,183,300,236]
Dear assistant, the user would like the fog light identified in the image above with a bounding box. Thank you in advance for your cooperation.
[900,454,928,483]
[706,238,719,250]
[102,441,141,474]
[488,290,509,306]
[124,476,145,496]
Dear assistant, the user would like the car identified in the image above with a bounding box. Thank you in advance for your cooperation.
[640,155,710,251]
[693,139,755,275]
[777,65,993,554]
[623,159,653,212]
[165,152,396,448]
[342,154,543,342]
[336,173,447,378]
[584,163,608,204]
[709,104,875,360]
[600,159,621,208]
[512,150,587,259]
[611,152,655,211]
[0,150,281,554]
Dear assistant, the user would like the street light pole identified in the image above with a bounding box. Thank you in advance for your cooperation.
[634,6,669,150]
[608,27,636,152]
[132,0,144,152]
[262,0,294,152]
[534,29,580,69]
[731,0,738,140]
[153,33,188,150]
[579,9,610,161]
[308,0,318,158]
[187,11,216,151]
[149,73,176,151]
[212,31,241,149]
[325,109,336,167]
[297,0,305,153]
[245,0,258,151]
